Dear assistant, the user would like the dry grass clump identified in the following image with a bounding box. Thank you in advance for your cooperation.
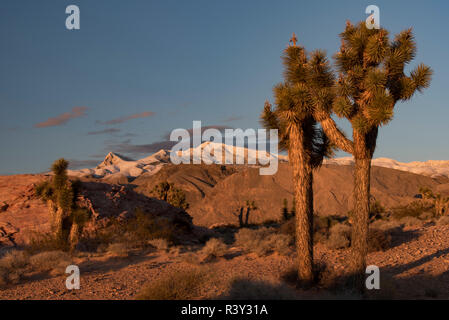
[136,267,211,300]
[148,238,169,252]
[0,249,73,287]
[392,201,432,220]
[323,223,392,252]
[27,232,70,254]
[78,208,189,253]
[224,278,299,300]
[436,216,449,226]
[29,250,72,276]
[0,250,30,286]
[106,243,129,257]
[200,238,228,258]
[326,224,351,250]
[234,228,292,256]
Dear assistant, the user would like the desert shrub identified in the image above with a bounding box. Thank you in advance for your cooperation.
[392,201,431,220]
[29,250,71,275]
[234,228,271,251]
[224,278,299,300]
[279,218,295,238]
[27,232,70,253]
[34,180,53,201]
[325,223,392,252]
[0,250,30,286]
[234,228,292,256]
[326,224,351,250]
[279,215,344,243]
[126,209,177,244]
[200,238,228,258]
[151,181,189,210]
[368,228,391,252]
[270,234,292,255]
[106,243,129,257]
[78,209,182,252]
[136,267,210,300]
[148,238,169,251]
[348,200,386,223]
[436,216,449,226]
[0,250,29,270]
[399,216,424,227]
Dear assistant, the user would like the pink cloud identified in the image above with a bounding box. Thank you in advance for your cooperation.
[34,107,88,128]
[99,111,155,125]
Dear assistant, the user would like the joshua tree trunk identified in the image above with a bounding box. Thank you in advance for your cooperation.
[289,125,314,285]
[351,157,370,290]
[350,128,376,291]
[54,207,65,242]
[69,222,80,251]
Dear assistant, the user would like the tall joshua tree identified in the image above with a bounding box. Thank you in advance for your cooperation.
[261,34,334,285]
[311,21,432,289]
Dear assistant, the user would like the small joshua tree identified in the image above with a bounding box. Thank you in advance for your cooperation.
[232,200,257,227]
[35,158,89,250]
[420,186,449,216]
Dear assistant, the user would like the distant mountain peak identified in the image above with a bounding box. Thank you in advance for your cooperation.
[97,152,134,169]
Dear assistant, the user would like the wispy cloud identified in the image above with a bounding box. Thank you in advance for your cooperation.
[97,111,155,125]
[87,128,121,135]
[223,116,244,123]
[162,125,233,140]
[34,107,88,128]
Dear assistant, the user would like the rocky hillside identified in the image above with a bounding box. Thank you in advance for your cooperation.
[187,163,448,226]
[127,163,449,227]
[2,160,449,243]
[0,175,196,248]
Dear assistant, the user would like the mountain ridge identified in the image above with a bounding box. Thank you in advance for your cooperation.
[67,142,449,180]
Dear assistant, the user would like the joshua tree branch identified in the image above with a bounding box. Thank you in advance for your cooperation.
[315,111,354,154]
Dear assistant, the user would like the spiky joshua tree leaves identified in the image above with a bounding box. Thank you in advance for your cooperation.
[261,36,334,285]
[311,21,432,290]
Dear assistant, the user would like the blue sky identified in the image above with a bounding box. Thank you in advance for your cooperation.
[0,0,448,174]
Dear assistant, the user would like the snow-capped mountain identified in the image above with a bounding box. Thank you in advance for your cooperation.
[173,141,288,164]
[68,150,170,179]
[68,142,449,179]
[324,157,449,179]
